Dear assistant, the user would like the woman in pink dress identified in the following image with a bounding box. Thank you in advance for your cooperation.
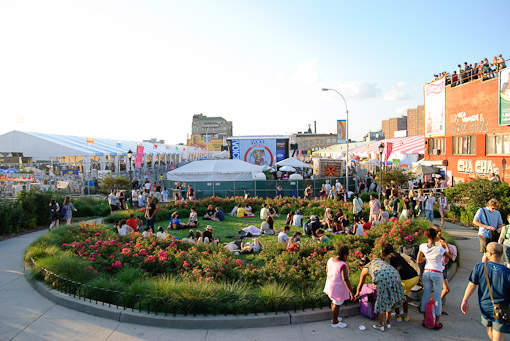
[323,246,355,328]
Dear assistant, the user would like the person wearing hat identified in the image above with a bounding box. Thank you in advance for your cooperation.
[203,225,219,244]
[304,215,321,237]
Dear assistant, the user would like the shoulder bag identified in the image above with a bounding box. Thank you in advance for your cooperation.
[484,261,510,323]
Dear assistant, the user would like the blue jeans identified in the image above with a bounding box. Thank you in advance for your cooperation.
[426,209,434,222]
[421,271,443,317]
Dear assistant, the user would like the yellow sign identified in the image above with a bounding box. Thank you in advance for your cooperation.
[187,135,223,151]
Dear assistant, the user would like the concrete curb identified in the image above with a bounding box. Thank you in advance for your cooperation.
[24,260,457,329]
[25,269,360,329]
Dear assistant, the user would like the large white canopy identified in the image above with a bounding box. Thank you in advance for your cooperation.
[166,159,265,182]
[276,157,309,168]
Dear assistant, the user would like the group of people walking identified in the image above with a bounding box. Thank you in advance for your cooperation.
[48,196,77,229]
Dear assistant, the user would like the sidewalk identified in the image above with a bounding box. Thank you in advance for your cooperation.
[0,221,489,341]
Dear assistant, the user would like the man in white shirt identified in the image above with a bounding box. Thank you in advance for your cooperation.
[324,180,331,196]
[108,190,118,213]
[424,192,436,222]
[278,226,290,244]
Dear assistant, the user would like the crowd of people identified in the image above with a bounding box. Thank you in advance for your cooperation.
[432,54,506,86]
[48,195,78,230]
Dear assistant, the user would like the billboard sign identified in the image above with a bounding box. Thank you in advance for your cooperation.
[499,67,510,125]
[337,120,346,144]
[229,138,288,166]
[424,78,446,137]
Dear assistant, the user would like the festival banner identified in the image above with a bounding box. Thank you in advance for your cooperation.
[499,67,510,125]
[424,78,446,137]
[386,142,393,163]
[337,120,346,144]
[135,145,144,169]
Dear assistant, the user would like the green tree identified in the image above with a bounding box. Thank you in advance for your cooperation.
[97,174,131,195]
[375,168,414,188]
[445,178,510,214]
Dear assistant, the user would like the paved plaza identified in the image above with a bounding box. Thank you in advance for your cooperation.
[0,221,491,341]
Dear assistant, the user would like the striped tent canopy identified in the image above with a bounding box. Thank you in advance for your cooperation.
[350,135,425,157]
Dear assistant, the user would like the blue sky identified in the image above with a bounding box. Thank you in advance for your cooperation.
[1,0,509,144]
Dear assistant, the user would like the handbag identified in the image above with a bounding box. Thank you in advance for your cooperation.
[484,261,510,323]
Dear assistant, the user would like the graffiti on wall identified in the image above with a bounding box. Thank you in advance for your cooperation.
[451,112,488,135]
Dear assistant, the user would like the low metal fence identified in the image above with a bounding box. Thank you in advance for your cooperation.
[30,257,330,316]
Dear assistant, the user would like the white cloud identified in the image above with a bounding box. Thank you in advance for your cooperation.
[292,59,320,84]
[384,82,411,101]
[334,82,382,100]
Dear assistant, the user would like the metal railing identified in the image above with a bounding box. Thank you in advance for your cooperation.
[428,58,509,87]
[30,257,331,316]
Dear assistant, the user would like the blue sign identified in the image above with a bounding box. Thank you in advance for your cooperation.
[231,140,241,159]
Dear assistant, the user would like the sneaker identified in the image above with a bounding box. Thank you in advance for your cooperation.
[395,315,403,322]
[372,324,385,332]
[386,324,392,330]
[403,314,410,322]
[331,322,347,328]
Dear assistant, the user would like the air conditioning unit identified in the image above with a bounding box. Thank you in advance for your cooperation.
[432,149,438,155]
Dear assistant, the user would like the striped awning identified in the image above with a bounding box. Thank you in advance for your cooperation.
[350,136,425,157]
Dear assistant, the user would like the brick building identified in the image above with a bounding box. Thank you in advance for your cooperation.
[425,74,509,184]
[382,116,407,139]
[407,105,425,136]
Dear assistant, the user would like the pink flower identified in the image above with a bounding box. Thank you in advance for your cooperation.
[235,259,243,265]
[183,261,191,267]
[112,260,122,268]
[145,255,156,263]
[121,248,130,255]
[139,249,148,256]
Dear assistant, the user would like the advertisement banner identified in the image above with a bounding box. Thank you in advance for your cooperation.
[276,139,287,162]
[499,67,510,125]
[135,146,144,169]
[242,139,276,166]
[424,78,446,137]
[229,138,289,166]
[337,120,346,144]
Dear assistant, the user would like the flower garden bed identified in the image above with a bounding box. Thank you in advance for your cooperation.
[25,207,448,315]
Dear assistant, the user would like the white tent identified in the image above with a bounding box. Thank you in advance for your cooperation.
[276,157,309,168]
[166,159,265,182]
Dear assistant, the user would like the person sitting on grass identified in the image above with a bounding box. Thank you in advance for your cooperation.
[312,229,329,243]
[285,211,295,225]
[182,229,195,243]
[224,240,242,254]
[245,205,255,217]
[168,212,186,230]
[268,204,279,217]
[156,226,167,239]
[261,216,281,235]
[203,225,219,244]
[136,216,145,231]
[195,230,203,243]
[118,219,133,236]
[236,205,247,217]
[322,208,337,232]
[240,238,263,254]
[203,205,215,220]
[278,226,290,244]
[212,207,225,221]
[188,207,198,227]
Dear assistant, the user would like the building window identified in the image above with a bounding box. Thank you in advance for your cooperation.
[428,138,446,155]
[452,135,476,155]
[486,134,510,155]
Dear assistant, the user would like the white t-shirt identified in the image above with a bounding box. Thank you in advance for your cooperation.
[118,224,129,236]
[419,243,446,271]
[424,196,436,210]
[260,207,269,220]
[156,231,167,239]
[356,223,364,236]
[293,214,303,227]
[242,225,261,235]
[278,231,289,243]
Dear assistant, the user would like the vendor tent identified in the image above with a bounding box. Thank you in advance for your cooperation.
[166,159,265,182]
[350,136,425,157]
[276,157,309,168]
[411,164,440,176]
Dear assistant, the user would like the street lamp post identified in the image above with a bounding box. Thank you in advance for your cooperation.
[378,143,384,201]
[127,149,133,189]
[322,88,349,200]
